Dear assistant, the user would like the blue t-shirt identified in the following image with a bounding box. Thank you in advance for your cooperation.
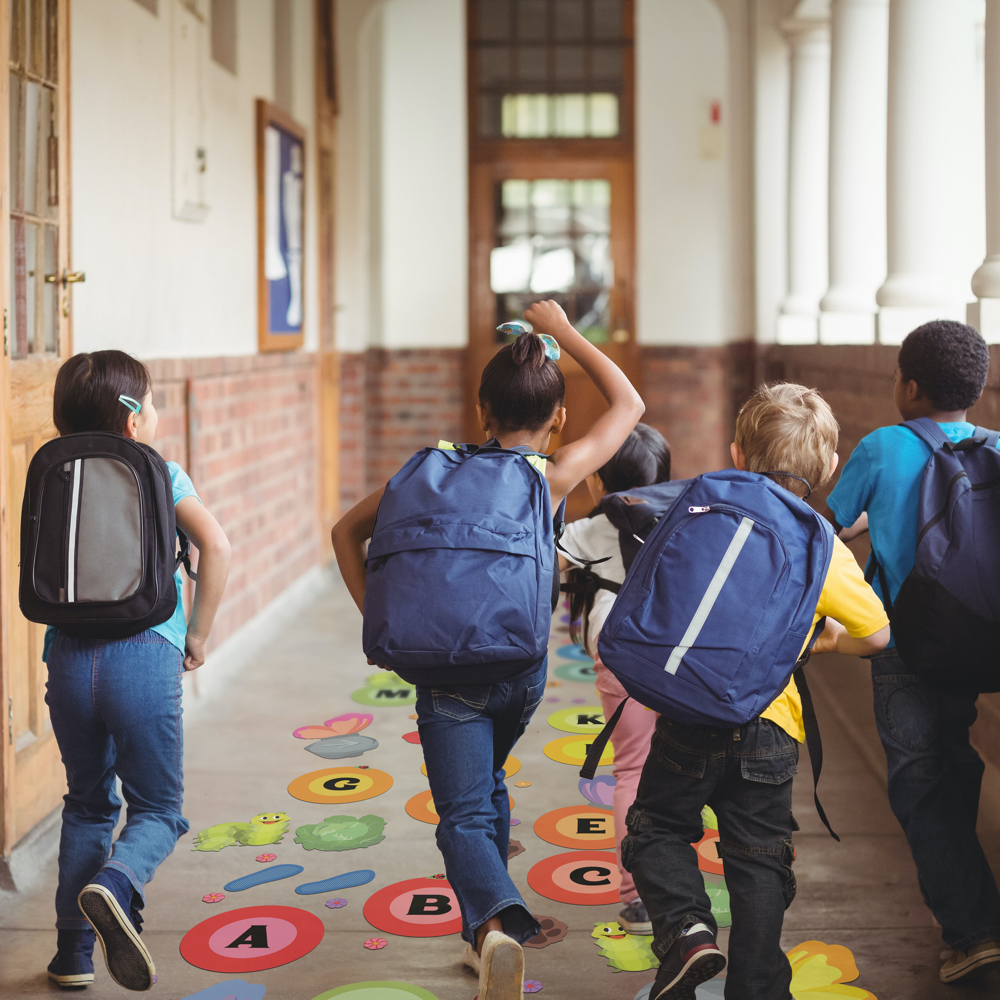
[827,422,999,646]
[43,461,200,660]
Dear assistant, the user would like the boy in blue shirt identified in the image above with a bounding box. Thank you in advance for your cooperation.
[828,320,1000,984]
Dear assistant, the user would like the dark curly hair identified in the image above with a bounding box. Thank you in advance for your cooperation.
[898,321,989,411]
[478,331,566,433]
[595,423,670,493]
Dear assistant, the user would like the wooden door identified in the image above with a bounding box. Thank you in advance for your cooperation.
[1,0,74,863]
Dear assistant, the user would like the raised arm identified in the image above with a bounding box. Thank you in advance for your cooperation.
[523,300,644,507]
[331,486,385,614]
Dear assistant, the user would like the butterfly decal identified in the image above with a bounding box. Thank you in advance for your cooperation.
[292,712,373,740]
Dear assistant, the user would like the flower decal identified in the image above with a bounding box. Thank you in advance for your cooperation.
[510,818,521,826]
[787,941,878,999]
[364,937,388,950]
[325,898,348,909]
[256,853,277,863]
[201,892,225,903]
[524,980,543,993]
[514,781,532,787]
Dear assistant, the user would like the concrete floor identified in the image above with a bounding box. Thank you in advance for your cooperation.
[1,570,999,1000]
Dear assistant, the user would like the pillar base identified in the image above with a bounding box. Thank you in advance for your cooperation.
[968,299,1000,344]
[877,304,967,346]
[776,314,818,345]
[819,311,876,345]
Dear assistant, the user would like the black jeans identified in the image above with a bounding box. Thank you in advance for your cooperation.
[871,651,1000,950]
[623,715,797,1000]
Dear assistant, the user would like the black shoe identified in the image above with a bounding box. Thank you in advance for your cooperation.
[47,930,96,989]
[651,922,726,1000]
[619,899,653,935]
[78,870,155,991]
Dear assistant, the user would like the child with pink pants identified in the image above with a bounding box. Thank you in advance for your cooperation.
[558,423,670,935]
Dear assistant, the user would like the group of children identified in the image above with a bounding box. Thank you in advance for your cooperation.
[38,309,1000,1000]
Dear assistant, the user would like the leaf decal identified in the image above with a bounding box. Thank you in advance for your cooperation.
[787,941,876,999]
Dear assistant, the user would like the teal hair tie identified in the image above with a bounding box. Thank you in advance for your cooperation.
[118,395,142,414]
[495,322,561,361]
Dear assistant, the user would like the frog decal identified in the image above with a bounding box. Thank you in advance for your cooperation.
[192,812,291,852]
[591,920,657,972]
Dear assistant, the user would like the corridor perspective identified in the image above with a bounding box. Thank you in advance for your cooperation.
[2,1,1000,999]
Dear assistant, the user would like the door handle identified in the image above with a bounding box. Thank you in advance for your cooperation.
[46,271,85,287]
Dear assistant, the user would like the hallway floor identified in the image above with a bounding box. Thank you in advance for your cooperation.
[1,570,999,1000]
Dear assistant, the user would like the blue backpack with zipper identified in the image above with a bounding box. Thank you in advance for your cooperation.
[874,417,1000,692]
[597,469,833,727]
[362,440,561,685]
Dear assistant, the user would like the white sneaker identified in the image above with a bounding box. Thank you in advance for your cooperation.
[462,940,482,974]
[479,930,524,1000]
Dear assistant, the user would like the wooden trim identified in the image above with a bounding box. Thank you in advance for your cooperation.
[256,98,307,353]
[59,0,71,360]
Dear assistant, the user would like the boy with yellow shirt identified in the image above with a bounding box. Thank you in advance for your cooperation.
[622,384,890,1000]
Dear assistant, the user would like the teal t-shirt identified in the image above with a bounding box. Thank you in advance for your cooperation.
[827,422,1000,646]
[43,461,200,660]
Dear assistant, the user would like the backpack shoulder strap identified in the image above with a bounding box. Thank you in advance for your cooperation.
[973,427,1000,450]
[901,417,953,451]
[579,697,629,779]
[793,653,840,841]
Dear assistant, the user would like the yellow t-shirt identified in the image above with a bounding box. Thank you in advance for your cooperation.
[760,536,889,743]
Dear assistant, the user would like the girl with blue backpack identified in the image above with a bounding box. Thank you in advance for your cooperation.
[333,299,644,1000]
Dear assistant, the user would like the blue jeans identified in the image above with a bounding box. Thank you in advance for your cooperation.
[45,630,189,929]
[871,651,1000,950]
[623,716,797,1000]
[415,661,547,945]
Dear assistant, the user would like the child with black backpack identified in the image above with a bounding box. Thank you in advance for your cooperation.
[615,383,890,1000]
[333,299,644,1000]
[558,423,671,936]
[37,352,231,991]
[828,321,1000,985]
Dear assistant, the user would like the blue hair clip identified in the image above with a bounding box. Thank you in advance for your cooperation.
[495,322,561,362]
[118,395,142,414]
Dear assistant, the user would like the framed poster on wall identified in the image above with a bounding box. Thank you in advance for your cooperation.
[256,99,306,351]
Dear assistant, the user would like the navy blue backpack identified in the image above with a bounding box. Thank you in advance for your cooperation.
[362,440,561,685]
[876,417,1000,692]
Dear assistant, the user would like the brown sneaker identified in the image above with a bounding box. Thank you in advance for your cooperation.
[939,941,1000,983]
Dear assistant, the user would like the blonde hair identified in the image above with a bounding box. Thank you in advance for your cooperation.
[734,383,839,499]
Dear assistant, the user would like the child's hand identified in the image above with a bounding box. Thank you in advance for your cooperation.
[810,617,847,655]
[184,633,208,671]
[523,299,572,338]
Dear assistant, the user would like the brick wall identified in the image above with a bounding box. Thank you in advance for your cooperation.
[146,353,321,651]
[639,343,756,479]
[339,348,465,508]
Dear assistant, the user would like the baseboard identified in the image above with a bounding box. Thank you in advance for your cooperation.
[0,805,61,893]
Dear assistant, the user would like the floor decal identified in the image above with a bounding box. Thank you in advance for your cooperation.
[634,983,724,1000]
[180,905,324,973]
[524,915,567,949]
[402,731,421,744]
[193,813,290,852]
[547,706,606,735]
[514,781,532,787]
[420,755,520,778]
[295,870,376,894]
[405,789,514,825]
[256,854,277,863]
[287,767,393,805]
[310,983,440,1000]
[364,938,389,950]
[705,875,731,927]
[294,713,373,739]
[524,981,543,993]
[224,864,304,892]
[351,672,417,707]
[202,893,226,903]
[363,877,464,937]
[592,921,657,972]
[543,735,614,767]
[579,775,616,806]
[182,980,267,1000]
[554,661,598,683]
[526,850,622,905]
[508,839,525,860]
[693,828,724,876]
[534,806,615,850]
[306,735,380,760]
[326,898,349,908]
[294,814,387,851]
[556,643,592,661]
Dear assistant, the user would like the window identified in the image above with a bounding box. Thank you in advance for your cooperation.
[469,0,630,139]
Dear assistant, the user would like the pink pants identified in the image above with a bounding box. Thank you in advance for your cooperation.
[594,657,658,905]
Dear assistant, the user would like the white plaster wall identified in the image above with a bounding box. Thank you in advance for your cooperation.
[636,0,731,346]
[71,0,319,359]
[335,0,467,352]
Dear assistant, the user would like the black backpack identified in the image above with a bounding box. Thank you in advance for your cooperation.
[19,432,195,640]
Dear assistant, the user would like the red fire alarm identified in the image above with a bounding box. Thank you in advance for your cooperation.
[710,101,721,124]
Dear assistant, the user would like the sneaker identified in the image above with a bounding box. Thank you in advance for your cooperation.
[939,940,1000,983]
[619,899,653,935]
[462,940,482,975]
[651,922,726,1000]
[47,930,96,988]
[78,870,155,992]
[479,930,524,1000]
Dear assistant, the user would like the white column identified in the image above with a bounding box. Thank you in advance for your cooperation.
[776,15,830,344]
[818,0,889,344]
[877,0,978,344]
[972,0,1000,342]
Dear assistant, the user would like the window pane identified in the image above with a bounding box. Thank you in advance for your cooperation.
[10,0,25,65]
[24,80,43,216]
[45,0,58,83]
[9,73,23,212]
[477,0,511,41]
[553,93,586,136]
[43,226,58,353]
[589,93,618,137]
[25,221,37,352]
[478,46,511,87]
[28,0,45,76]
[591,0,622,40]
[591,46,622,87]
[554,0,585,41]
[11,219,26,358]
[516,0,548,41]
[554,46,585,87]
[516,45,547,84]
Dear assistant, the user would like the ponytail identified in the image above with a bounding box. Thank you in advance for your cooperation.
[479,331,565,433]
